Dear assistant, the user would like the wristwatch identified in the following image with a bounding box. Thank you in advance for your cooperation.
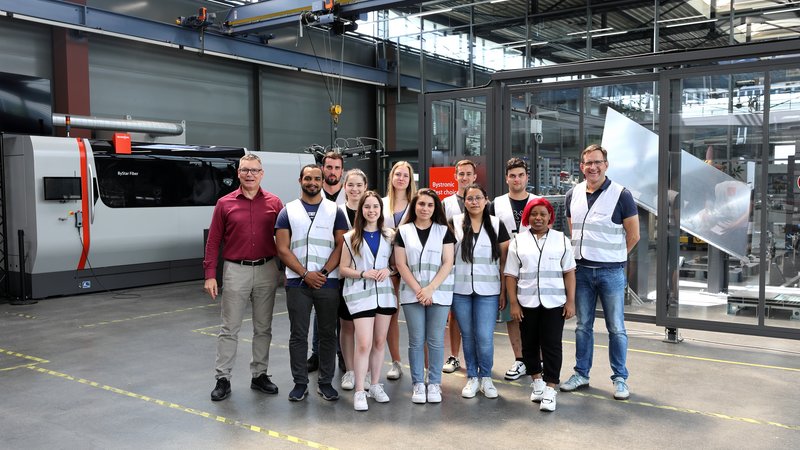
[320,268,329,276]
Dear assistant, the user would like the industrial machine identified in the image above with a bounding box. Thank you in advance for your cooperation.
[1,134,312,299]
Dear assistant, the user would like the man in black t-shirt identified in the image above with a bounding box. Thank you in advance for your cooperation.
[488,158,540,381]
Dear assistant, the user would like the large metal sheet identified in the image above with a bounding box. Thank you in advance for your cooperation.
[603,107,751,260]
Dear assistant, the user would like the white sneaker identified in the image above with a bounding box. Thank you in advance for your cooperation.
[539,386,557,412]
[480,377,498,399]
[353,390,368,411]
[442,355,460,373]
[387,361,403,380]
[461,377,480,398]
[411,383,426,404]
[504,360,527,380]
[427,383,442,403]
[369,384,390,403]
[530,378,546,402]
[340,371,355,391]
[613,377,630,400]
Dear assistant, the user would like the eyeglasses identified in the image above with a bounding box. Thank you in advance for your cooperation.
[238,168,263,174]
[465,196,485,203]
[581,160,606,167]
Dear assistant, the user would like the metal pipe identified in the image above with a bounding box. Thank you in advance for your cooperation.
[52,113,184,136]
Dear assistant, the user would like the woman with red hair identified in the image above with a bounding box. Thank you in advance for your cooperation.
[504,197,576,412]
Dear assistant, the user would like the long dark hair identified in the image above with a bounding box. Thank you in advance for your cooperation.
[351,191,387,257]
[407,188,448,227]
[460,184,500,263]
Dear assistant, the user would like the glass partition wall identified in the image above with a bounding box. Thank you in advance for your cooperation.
[421,41,800,339]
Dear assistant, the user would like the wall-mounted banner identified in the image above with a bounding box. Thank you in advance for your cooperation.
[429,166,456,199]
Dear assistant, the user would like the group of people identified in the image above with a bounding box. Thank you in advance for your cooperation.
[202,144,640,413]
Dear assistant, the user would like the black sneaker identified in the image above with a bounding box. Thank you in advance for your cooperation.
[211,378,231,401]
[317,383,339,401]
[307,354,319,373]
[288,383,308,402]
[251,374,279,394]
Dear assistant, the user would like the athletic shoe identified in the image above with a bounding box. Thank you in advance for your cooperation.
[461,377,480,398]
[317,383,339,401]
[387,361,403,380]
[427,383,442,403]
[250,374,279,394]
[368,384,390,403]
[340,371,355,390]
[442,355,460,373]
[480,377,498,399]
[411,383,427,404]
[504,360,527,380]
[211,378,231,401]
[559,373,590,392]
[353,390,368,411]
[539,386,557,412]
[613,377,630,400]
[288,383,308,402]
[530,378,546,402]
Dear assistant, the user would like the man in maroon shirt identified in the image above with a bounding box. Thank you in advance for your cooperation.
[204,154,284,402]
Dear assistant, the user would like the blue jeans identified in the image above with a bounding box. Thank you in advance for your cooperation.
[574,266,629,381]
[452,293,498,378]
[402,303,450,385]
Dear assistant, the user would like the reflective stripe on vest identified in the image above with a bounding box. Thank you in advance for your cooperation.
[342,230,397,314]
[511,230,568,308]
[452,214,502,296]
[398,223,455,306]
[285,199,339,278]
[570,181,627,262]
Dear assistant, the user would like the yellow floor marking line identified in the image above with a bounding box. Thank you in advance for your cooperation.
[25,366,337,449]
[80,303,217,328]
[3,311,37,320]
[192,328,290,350]
[192,311,288,333]
[569,391,800,431]
[491,332,800,372]
[0,347,50,364]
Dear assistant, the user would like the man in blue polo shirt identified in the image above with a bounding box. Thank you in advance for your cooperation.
[560,144,639,400]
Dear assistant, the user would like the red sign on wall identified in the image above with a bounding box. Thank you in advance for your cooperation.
[429,166,456,199]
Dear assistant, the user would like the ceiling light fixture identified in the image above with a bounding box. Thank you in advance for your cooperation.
[407,8,452,19]
[658,15,705,23]
[587,31,629,38]
[764,7,800,15]
[567,27,613,36]
[508,41,549,49]
[665,18,717,28]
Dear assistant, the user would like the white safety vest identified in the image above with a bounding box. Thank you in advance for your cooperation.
[285,199,339,278]
[397,223,455,306]
[452,214,502,296]
[326,187,346,205]
[570,180,627,263]
[339,203,354,230]
[382,196,410,228]
[341,230,397,314]
[493,193,539,235]
[508,230,571,308]
[442,194,463,221]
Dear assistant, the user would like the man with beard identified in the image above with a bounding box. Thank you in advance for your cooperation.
[322,151,346,204]
[308,151,346,373]
[276,164,349,402]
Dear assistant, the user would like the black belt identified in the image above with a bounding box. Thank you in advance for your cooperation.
[226,256,273,266]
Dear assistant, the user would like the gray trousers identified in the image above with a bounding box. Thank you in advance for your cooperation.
[215,259,279,380]
[286,285,339,385]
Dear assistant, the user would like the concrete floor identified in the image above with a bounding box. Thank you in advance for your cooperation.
[1,281,799,449]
